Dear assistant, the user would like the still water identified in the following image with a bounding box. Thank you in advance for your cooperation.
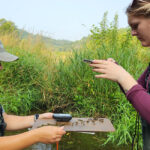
[6,130,132,150]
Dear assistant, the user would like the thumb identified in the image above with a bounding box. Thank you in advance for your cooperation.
[60,126,64,130]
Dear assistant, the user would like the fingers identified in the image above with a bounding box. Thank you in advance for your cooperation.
[95,74,107,78]
[39,112,53,119]
[90,63,107,69]
[90,59,117,71]
[91,59,116,65]
[89,59,117,80]
[89,60,108,75]
[37,125,66,144]
[55,138,61,142]
[55,135,62,138]
[49,127,65,143]
[60,126,64,130]
[107,58,116,63]
[47,137,62,144]
[93,68,106,74]
[46,126,66,135]
[90,60,111,69]
[51,137,62,143]
[92,59,108,64]
[56,126,66,135]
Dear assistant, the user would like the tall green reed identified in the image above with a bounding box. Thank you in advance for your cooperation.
[48,13,148,148]
[0,12,149,149]
[0,49,47,115]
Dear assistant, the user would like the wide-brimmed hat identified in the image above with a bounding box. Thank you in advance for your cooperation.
[0,41,18,62]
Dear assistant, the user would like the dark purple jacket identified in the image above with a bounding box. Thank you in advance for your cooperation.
[126,66,150,123]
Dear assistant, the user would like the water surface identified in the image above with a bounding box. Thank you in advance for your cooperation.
[22,132,131,150]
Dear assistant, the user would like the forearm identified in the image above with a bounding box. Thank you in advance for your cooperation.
[0,129,38,150]
[118,72,138,93]
[4,112,53,131]
[4,114,34,130]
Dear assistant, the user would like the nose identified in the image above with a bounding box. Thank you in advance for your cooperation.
[131,29,137,36]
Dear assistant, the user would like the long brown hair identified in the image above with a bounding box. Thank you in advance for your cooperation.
[126,0,150,17]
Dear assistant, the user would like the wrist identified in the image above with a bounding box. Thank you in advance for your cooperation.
[31,128,41,143]
[34,114,39,122]
[118,73,137,92]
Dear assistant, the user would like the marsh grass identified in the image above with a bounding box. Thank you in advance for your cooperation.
[47,14,147,149]
[0,13,149,149]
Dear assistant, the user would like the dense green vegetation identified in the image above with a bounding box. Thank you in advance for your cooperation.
[0,14,150,149]
[0,18,17,34]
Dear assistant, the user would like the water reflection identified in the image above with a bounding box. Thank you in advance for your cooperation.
[6,131,131,150]
[26,132,130,150]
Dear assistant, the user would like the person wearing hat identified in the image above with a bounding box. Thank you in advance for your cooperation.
[0,41,66,150]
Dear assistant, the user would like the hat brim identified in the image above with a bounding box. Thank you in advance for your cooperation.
[0,51,18,62]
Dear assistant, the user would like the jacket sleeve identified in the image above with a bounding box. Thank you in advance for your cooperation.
[119,66,148,94]
[119,67,150,123]
[126,84,150,124]
[137,66,148,87]
[125,66,150,123]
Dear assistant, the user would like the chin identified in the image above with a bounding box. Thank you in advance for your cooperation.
[141,42,150,47]
[141,44,148,47]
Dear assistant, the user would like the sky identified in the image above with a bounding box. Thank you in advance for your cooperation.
[0,0,132,41]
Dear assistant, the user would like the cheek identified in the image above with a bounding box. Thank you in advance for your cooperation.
[143,30,150,41]
[142,24,150,38]
[139,25,150,39]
